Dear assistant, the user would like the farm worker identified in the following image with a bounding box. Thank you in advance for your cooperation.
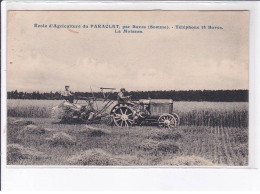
[117,88,131,103]
[87,99,96,120]
[62,85,74,103]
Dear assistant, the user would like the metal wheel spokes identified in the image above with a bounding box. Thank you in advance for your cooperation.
[158,114,177,129]
[112,105,134,127]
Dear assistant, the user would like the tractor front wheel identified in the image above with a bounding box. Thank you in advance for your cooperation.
[172,113,180,126]
[158,114,177,129]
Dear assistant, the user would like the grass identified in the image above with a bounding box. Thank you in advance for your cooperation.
[7,117,248,166]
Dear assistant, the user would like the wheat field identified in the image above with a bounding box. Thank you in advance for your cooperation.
[7,100,248,166]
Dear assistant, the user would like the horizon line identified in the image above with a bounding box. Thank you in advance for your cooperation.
[7,89,249,93]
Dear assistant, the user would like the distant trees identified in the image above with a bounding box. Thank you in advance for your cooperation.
[7,90,63,100]
[126,90,248,102]
[7,90,248,102]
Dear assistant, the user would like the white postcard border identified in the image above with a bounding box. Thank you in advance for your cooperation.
[1,1,260,190]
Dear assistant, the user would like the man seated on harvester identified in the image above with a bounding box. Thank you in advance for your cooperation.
[62,85,74,103]
[61,85,81,113]
[61,86,100,121]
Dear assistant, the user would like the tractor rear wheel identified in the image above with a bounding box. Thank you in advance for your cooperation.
[111,103,135,127]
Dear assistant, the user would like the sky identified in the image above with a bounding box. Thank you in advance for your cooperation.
[7,11,249,92]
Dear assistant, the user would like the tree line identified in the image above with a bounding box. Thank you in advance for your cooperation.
[7,90,248,102]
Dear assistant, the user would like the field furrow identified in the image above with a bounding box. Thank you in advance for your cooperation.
[220,127,232,165]
[224,127,237,165]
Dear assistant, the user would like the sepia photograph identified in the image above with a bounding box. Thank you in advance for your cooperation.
[6,10,249,166]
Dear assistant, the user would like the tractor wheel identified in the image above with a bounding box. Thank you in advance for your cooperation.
[172,113,180,126]
[158,114,177,129]
[111,103,135,127]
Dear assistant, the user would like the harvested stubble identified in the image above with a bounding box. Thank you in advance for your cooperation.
[6,118,249,166]
[12,123,57,149]
[7,144,49,164]
[67,149,139,166]
[233,143,248,158]
[80,125,112,137]
[160,156,214,166]
[18,124,46,135]
[13,119,34,126]
[137,139,179,154]
[17,124,57,141]
[149,130,182,141]
[232,130,248,144]
[7,100,249,166]
[46,132,76,147]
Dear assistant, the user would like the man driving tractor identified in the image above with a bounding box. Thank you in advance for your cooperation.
[117,88,131,103]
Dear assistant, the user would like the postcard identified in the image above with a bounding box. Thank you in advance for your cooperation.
[6,10,249,166]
